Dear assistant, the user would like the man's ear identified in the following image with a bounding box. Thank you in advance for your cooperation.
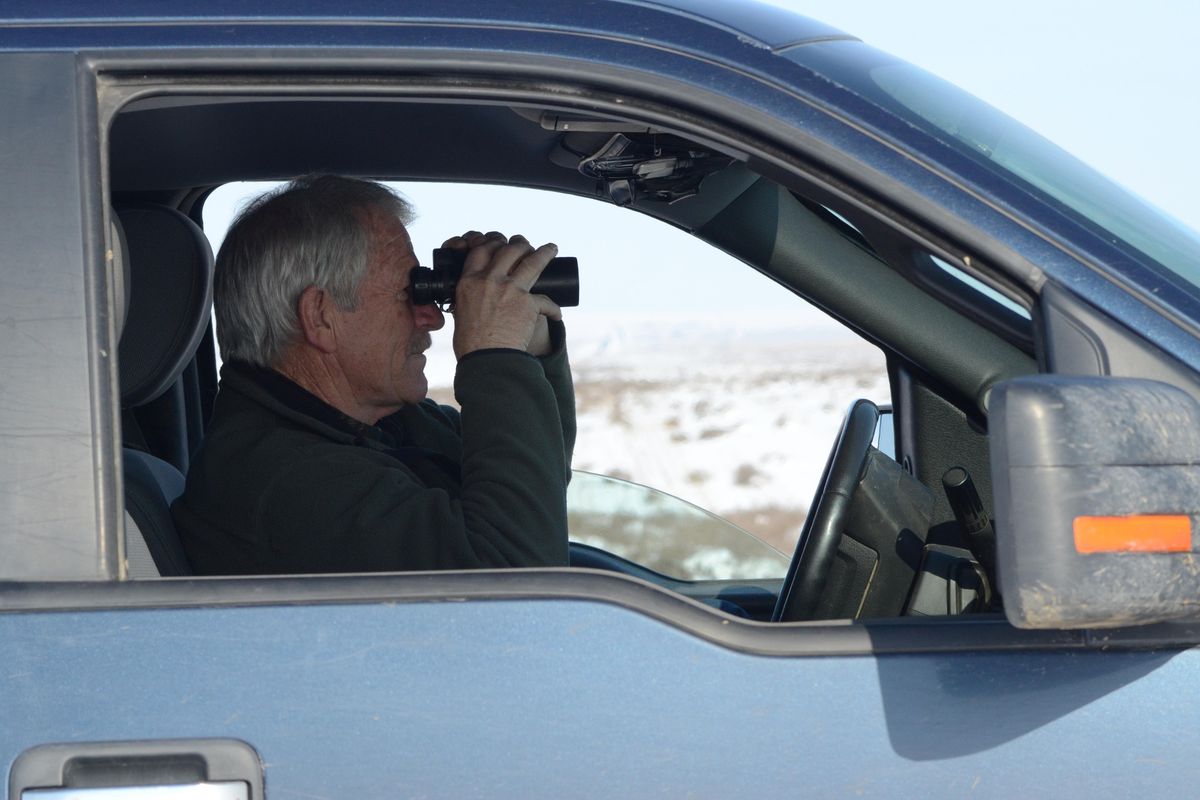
[296,285,338,354]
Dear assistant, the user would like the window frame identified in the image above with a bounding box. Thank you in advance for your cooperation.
[2,45,1162,655]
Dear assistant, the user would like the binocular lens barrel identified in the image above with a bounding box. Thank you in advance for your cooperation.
[410,248,579,308]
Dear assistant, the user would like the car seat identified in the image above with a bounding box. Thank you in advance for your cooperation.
[115,204,214,577]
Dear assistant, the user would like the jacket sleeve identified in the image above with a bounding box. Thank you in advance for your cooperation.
[536,319,576,478]
[422,319,574,467]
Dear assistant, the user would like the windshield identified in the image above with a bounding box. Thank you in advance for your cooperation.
[785,42,1200,293]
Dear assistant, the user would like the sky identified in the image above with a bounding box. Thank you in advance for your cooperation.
[762,0,1200,232]
[206,1,1200,326]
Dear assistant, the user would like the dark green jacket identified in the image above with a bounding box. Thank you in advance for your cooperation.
[173,324,575,574]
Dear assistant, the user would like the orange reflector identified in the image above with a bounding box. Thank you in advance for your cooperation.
[1073,515,1192,554]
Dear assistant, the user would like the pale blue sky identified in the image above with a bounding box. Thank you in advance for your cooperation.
[764,0,1200,231]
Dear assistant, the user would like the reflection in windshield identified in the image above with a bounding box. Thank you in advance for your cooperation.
[872,62,1200,289]
[567,471,789,581]
[784,42,1200,295]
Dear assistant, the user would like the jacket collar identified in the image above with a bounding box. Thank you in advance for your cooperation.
[220,360,397,449]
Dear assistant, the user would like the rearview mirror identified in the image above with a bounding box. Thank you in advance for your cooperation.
[990,376,1200,629]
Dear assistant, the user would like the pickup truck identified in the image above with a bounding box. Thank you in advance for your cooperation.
[4,2,1200,797]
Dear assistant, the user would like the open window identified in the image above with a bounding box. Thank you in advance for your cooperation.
[201,179,888,583]
[106,75,1036,623]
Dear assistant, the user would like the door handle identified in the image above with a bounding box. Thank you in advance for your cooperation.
[9,740,263,800]
[23,783,246,800]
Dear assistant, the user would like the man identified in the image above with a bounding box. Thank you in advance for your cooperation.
[173,175,575,574]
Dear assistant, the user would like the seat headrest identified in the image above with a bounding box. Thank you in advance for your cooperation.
[117,205,215,408]
[110,211,131,337]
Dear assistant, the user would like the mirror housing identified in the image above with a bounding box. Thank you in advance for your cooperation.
[990,376,1200,629]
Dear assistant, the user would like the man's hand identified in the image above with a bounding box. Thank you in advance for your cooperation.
[440,231,562,359]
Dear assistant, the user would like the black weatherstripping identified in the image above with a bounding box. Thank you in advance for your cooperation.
[569,542,782,620]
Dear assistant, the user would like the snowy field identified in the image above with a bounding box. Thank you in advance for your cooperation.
[427,311,891,561]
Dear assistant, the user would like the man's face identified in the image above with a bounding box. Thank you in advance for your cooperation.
[334,208,445,421]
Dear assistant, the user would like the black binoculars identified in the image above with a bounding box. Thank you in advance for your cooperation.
[410,248,579,309]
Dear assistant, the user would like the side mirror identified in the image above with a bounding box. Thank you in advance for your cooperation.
[990,376,1200,629]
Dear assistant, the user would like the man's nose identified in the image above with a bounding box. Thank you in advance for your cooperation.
[414,301,445,331]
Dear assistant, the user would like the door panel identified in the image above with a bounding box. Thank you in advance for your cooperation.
[3,599,1197,797]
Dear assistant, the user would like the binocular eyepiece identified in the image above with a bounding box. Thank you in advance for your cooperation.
[410,248,580,309]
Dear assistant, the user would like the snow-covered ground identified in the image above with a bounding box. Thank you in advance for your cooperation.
[427,311,891,559]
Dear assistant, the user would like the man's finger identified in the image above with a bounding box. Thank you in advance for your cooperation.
[531,293,563,322]
[484,238,537,278]
[441,230,492,251]
[459,234,509,275]
[509,242,559,289]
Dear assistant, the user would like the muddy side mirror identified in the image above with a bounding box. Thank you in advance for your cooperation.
[990,376,1200,629]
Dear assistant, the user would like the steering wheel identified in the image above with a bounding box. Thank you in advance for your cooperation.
[772,399,880,622]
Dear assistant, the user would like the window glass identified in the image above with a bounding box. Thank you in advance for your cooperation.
[928,254,1031,320]
[872,62,1200,288]
[568,472,789,580]
[784,42,1200,295]
[203,181,890,579]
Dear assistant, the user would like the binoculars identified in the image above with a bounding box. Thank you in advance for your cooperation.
[410,248,579,309]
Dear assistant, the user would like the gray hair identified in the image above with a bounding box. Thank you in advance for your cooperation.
[214,175,415,368]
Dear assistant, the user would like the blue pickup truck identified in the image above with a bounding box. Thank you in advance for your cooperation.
[4,1,1200,797]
